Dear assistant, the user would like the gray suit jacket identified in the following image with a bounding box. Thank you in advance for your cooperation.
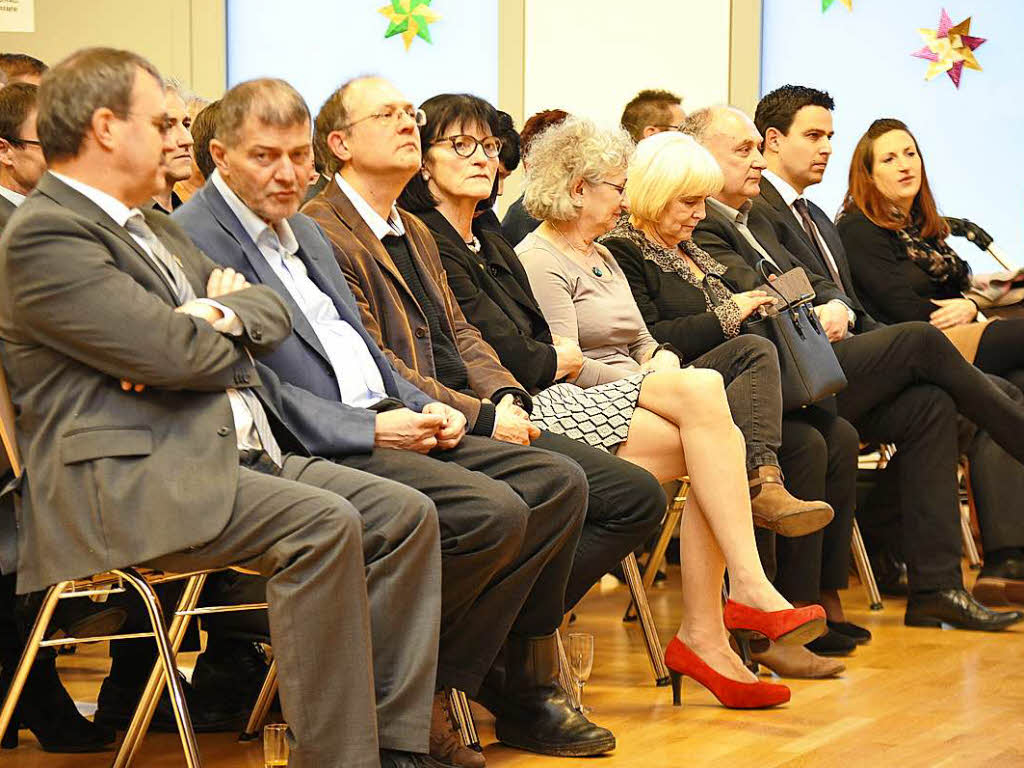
[0,194,15,230]
[0,172,293,592]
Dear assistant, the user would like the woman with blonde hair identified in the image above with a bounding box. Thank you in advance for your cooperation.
[602,131,864,677]
[516,117,831,705]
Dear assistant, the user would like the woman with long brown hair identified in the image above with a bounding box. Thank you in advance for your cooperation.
[837,118,1024,385]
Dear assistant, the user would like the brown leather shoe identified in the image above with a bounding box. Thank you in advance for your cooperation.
[431,690,485,768]
[749,466,834,537]
[751,643,845,679]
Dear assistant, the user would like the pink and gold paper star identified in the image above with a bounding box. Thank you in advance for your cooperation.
[911,8,986,88]
[822,0,853,12]
[379,0,441,51]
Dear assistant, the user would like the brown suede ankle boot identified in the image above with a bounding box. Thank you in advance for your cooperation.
[430,690,485,767]
[749,466,833,537]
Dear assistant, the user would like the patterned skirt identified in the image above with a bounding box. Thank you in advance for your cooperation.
[531,374,645,452]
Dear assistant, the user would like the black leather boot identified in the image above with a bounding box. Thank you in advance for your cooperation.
[494,632,615,757]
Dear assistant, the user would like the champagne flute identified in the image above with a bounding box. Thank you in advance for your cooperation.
[567,632,594,713]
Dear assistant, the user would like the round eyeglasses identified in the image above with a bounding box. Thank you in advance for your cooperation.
[432,134,503,159]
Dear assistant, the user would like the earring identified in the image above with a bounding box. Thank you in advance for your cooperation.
[421,169,430,181]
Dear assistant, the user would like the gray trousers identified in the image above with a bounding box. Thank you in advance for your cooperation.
[148,455,441,768]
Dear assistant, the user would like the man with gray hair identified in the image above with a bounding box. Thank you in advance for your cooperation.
[0,47,444,768]
[150,80,193,213]
[687,104,1024,633]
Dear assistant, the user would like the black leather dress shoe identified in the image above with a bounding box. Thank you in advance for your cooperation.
[16,592,127,641]
[972,559,1024,606]
[805,628,857,656]
[94,674,248,732]
[905,589,1024,631]
[827,620,872,644]
[869,549,909,597]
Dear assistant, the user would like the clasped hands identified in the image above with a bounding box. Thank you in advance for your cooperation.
[374,402,468,453]
[120,268,250,393]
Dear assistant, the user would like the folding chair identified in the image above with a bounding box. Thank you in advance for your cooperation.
[0,363,275,767]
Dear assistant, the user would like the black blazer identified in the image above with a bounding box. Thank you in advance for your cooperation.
[693,202,865,320]
[417,208,558,394]
[500,194,541,248]
[602,235,730,362]
[836,208,955,325]
[753,178,878,332]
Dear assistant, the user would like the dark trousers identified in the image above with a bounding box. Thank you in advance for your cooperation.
[833,321,1024,591]
[531,430,664,610]
[338,435,587,696]
[774,404,859,602]
[690,334,783,472]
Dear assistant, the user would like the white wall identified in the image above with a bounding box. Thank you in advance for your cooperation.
[522,0,732,129]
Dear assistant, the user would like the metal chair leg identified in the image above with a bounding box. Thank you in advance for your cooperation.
[554,630,580,711]
[0,581,70,738]
[620,553,669,686]
[239,655,279,741]
[961,507,983,570]
[113,571,207,768]
[623,480,688,622]
[851,520,883,611]
[448,689,481,752]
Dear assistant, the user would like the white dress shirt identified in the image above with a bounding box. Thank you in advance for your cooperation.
[333,172,405,241]
[49,171,261,450]
[212,171,387,408]
[0,185,26,207]
[762,169,847,289]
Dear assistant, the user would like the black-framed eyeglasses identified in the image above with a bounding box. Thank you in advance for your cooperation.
[1,136,41,148]
[432,134,503,159]
[341,106,427,131]
[594,180,626,195]
[652,123,685,132]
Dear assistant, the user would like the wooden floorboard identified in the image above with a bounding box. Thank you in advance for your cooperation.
[7,564,1024,767]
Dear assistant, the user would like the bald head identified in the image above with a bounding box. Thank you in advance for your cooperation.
[683,105,765,208]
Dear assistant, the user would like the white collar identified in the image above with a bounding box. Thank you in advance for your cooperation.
[0,185,26,207]
[333,172,405,241]
[761,169,803,208]
[49,170,138,227]
[211,169,298,256]
[707,196,752,225]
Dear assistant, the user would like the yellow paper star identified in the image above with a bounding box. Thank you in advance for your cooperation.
[911,9,986,88]
[379,0,441,51]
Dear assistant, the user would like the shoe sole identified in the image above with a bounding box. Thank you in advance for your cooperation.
[972,578,1024,607]
[750,657,846,679]
[754,507,834,538]
[494,730,616,757]
[904,612,1024,631]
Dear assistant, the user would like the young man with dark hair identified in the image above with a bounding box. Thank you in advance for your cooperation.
[619,88,684,143]
[0,83,44,225]
[753,84,1024,611]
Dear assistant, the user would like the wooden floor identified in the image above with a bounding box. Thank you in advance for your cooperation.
[8,564,1024,768]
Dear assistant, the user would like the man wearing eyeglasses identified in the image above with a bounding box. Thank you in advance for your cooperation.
[0,82,45,227]
[619,88,685,143]
[178,76,601,767]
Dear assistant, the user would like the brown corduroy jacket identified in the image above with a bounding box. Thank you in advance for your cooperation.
[301,177,527,431]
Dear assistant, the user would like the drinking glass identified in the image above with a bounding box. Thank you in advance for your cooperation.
[263,723,289,767]
[567,632,594,713]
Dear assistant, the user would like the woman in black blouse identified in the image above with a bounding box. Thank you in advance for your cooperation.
[838,118,1024,387]
[602,131,866,674]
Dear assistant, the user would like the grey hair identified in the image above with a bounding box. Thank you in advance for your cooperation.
[683,105,754,145]
[522,116,634,222]
[215,77,310,148]
[37,47,162,163]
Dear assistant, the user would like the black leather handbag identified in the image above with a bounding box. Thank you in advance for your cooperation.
[704,263,847,412]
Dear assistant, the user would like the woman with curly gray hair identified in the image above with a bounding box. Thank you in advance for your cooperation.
[517,117,830,708]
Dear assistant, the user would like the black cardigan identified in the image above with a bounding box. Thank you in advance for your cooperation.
[601,235,730,363]
[416,208,559,394]
[837,209,958,325]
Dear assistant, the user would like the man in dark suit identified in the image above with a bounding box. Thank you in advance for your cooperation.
[0,48,443,768]
[687,104,1024,631]
[176,77,609,765]
[0,82,44,228]
[752,84,1024,612]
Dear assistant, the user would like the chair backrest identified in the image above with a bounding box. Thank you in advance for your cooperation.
[0,359,22,478]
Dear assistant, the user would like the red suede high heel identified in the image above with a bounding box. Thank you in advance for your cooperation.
[663,637,790,709]
[724,600,826,646]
